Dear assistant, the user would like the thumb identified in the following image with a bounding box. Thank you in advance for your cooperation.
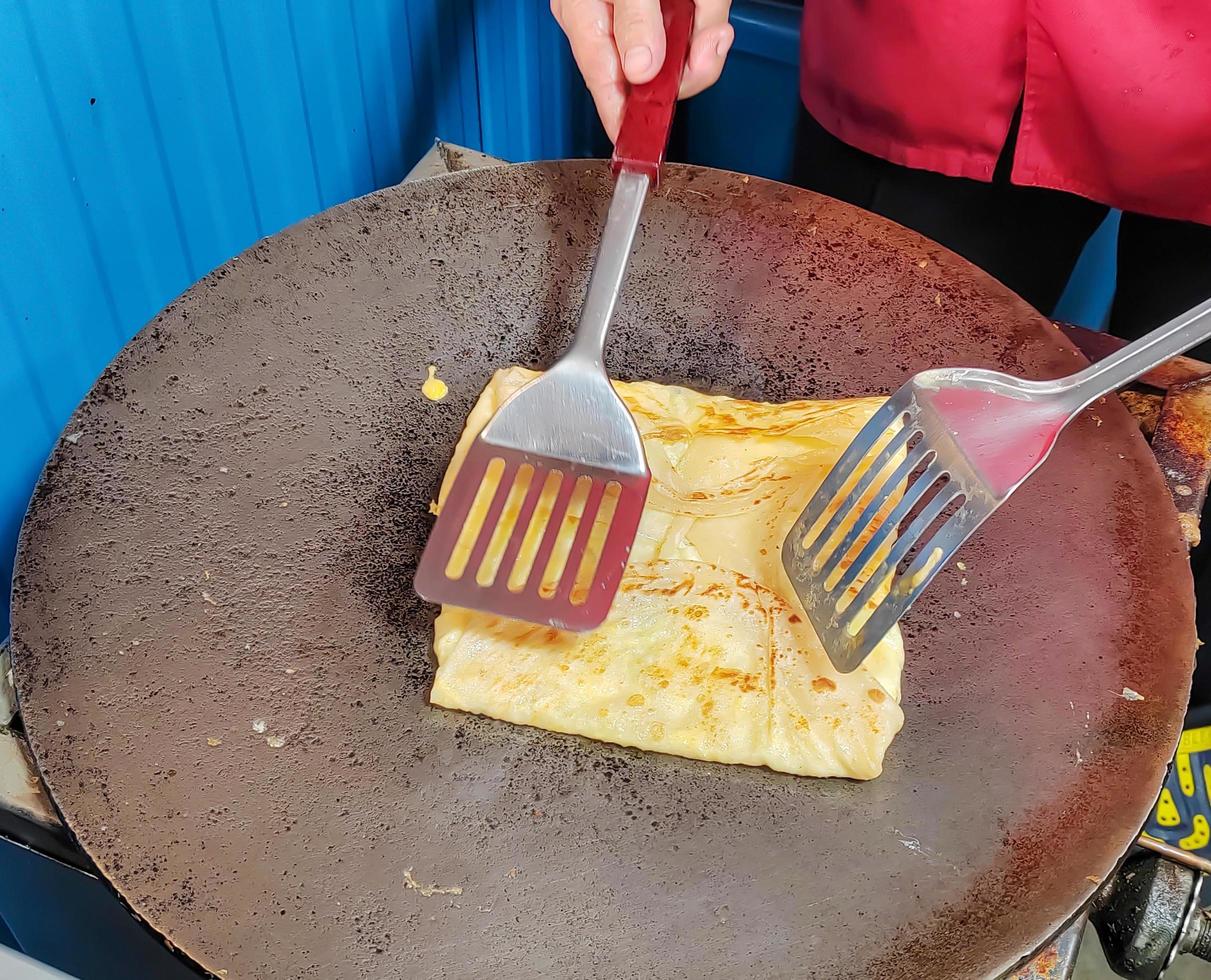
[612,0,666,84]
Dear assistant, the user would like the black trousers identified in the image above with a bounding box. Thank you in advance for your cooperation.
[790,108,1211,705]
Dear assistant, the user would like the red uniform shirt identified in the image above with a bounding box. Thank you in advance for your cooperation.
[800,1,1211,225]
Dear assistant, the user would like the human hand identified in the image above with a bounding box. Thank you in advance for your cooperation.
[551,0,734,141]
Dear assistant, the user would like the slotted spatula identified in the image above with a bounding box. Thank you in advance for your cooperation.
[414,0,695,630]
[784,295,1211,673]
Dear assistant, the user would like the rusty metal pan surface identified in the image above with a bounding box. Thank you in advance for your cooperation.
[9,162,1196,979]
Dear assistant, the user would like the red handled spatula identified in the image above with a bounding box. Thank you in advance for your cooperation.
[414,0,695,630]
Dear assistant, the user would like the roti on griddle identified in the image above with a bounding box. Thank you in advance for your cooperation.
[430,367,905,778]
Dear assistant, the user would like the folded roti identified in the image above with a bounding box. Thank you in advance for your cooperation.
[429,367,906,779]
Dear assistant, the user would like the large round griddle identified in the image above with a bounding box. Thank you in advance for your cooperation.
[10,162,1195,979]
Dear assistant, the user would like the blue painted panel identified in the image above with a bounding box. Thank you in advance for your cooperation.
[472,0,605,161]
[0,910,17,952]
[679,0,802,181]
[209,1,326,232]
[406,0,481,154]
[286,1,382,205]
[1053,211,1120,330]
[0,837,197,978]
[349,0,422,186]
[121,2,242,283]
[0,0,488,638]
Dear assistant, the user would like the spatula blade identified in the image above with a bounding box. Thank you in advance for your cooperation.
[415,439,649,631]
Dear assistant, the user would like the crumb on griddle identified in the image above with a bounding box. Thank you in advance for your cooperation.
[404,868,463,897]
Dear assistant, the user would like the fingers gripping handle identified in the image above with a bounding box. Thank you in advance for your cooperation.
[610,0,695,187]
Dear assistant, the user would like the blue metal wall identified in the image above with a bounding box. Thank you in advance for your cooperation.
[679,0,802,180]
[1053,211,1120,330]
[473,0,608,163]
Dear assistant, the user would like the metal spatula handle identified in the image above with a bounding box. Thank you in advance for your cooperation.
[568,172,650,367]
[784,293,1211,673]
[570,0,695,366]
[1054,295,1211,408]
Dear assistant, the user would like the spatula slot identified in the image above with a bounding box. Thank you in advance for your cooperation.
[445,456,507,580]
[538,476,595,598]
[507,469,566,592]
[895,491,965,577]
[794,411,913,566]
[474,464,536,587]
[569,481,622,606]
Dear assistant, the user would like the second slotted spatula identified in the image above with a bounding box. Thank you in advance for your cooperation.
[414,0,695,630]
[783,294,1211,673]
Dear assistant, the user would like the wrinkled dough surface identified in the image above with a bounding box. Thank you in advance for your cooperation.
[431,367,905,779]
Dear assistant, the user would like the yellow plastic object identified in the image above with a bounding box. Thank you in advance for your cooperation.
[1146,724,1211,854]
[1156,788,1181,827]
